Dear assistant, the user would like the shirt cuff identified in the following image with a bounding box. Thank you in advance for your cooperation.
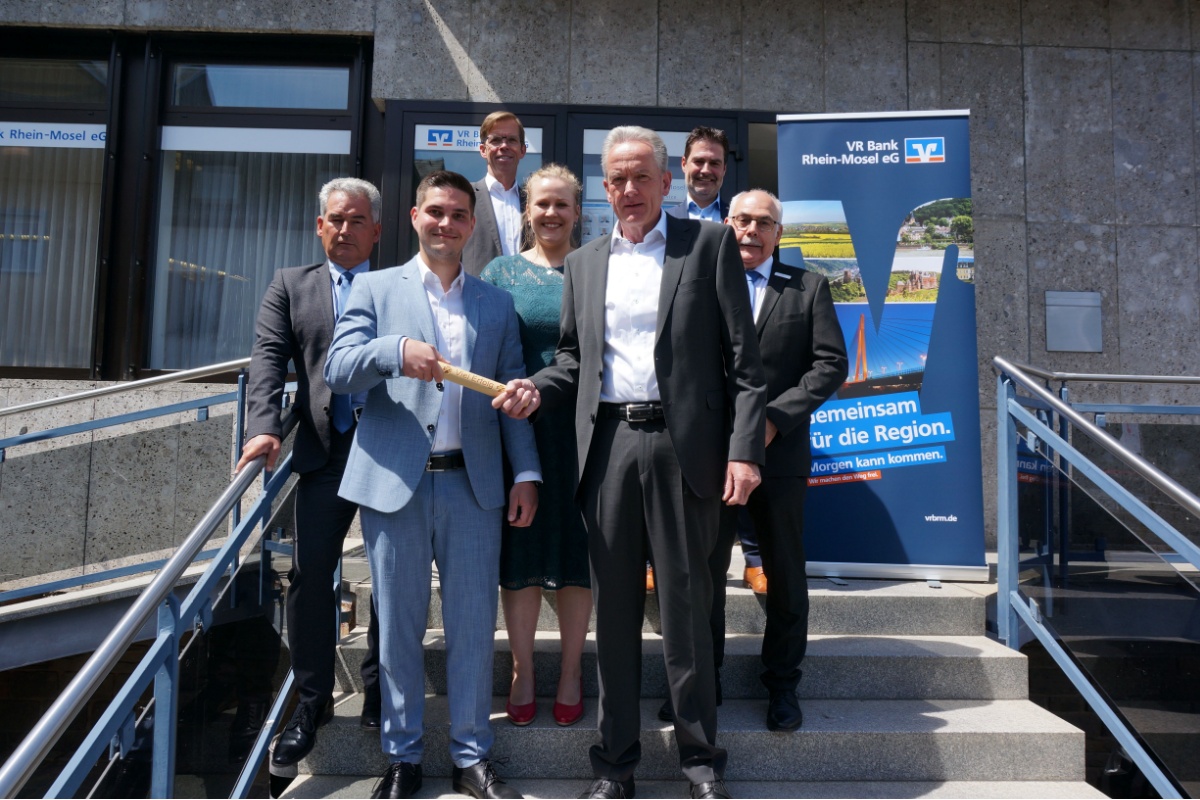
[399,336,408,365]
[513,471,542,485]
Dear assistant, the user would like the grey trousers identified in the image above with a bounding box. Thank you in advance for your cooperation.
[581,415,727,784]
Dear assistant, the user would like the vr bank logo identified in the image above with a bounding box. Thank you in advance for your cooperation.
[427,128,454,147]
[905,137,945,164]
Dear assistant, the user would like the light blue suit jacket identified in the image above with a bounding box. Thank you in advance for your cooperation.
[324,256,540,514]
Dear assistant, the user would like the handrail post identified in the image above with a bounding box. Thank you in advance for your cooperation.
[997,372,1020,648]
[233,370,248,529]
[150,596,181,798]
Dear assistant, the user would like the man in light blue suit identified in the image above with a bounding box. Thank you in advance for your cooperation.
[325,170,542,800]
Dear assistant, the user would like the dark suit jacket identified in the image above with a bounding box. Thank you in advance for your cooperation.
[756,261,849,477]
[534,215,767,499]
[245,262,342,476]
[462,177,524,277]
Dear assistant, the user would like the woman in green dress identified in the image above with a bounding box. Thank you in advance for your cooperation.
[480,164,591,727]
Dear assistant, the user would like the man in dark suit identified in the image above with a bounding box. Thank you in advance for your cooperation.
[235,177,384,767]
[665,126,731,224]
[716,189,847,730]
[461,111,527,276]
[522,126,766,800]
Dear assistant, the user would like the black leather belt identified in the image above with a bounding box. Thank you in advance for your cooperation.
[601,402,665,422]
[426,452,465,472]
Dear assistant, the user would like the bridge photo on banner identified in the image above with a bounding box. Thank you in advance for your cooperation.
[777,110,986,581]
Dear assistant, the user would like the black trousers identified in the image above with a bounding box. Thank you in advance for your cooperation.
[581,416,726,784]
[288,427,380,707]
[709,476,809,693]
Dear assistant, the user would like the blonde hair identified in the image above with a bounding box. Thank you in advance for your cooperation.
[521,163,583,249]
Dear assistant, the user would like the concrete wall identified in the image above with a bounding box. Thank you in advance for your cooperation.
[4,0,1200,552]
[0,381,237,583]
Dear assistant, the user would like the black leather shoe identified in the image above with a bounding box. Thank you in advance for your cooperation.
[657,698,674,722]
[371,761,422,799]
[766,689,803,731]
[690,779,731,799]
[360,692,382,730]
[270,698,333,766]
[452,759,522,798]
[579,777,635,798]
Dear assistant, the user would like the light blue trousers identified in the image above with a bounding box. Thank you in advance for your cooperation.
[359,468,501,767]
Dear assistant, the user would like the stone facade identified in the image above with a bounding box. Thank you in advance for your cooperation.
[3,0,1199,558]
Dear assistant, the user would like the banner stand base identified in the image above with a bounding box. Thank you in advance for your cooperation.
[808,561,990,583]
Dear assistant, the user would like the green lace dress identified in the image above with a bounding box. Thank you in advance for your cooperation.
[480,254,590,590]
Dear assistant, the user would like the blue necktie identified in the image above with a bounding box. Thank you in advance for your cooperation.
[746,270,766,316]
[332,271,355,434]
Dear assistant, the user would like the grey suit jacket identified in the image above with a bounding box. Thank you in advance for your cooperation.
[534,215,767,499]
[755,261,848,477]
[245,261,341,476]
[461,177,524,278]
[324,256,540,514]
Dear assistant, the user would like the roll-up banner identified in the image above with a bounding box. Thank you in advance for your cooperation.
[777,110,986,581]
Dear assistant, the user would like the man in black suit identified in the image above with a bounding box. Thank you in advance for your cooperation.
[235,177,384,767]
[522,126,766,800]
[461,110,527,276]
[716,189,847,730]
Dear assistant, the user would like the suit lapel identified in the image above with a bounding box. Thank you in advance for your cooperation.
[400,258,438,348]
[657,215,694,344]
[756,264,789,336]
[583,237,610,359]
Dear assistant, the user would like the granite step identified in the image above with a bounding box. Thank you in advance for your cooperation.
[334,630,1027,701]
[345,578,988,638]
[281,774,1108,799]
[292,694,1084,782]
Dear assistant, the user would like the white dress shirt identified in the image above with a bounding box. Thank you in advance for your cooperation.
[485,172,523,256]
[600,212,669,403]
[401,258,540,483]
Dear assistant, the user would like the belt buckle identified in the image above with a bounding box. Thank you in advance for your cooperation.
[426,457,445,473]
[625,403,657,422]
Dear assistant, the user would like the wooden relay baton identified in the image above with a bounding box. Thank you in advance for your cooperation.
[438,362,506,397]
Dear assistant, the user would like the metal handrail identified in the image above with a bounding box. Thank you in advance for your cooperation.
[0,357,251,420]
[994,356,1200,522]
[0,411,294,799]
[1008,360,1200,386]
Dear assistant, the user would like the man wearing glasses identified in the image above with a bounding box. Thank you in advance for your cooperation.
[462,111,528,276]
[718,189,847,731]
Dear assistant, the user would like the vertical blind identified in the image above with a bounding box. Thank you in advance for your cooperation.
[148,149,351,369]
[0,146,103,368]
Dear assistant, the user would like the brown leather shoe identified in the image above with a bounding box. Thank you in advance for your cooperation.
[743,566,767,594]
[646,566,656,593]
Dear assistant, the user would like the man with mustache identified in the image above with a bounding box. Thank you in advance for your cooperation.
[716,189,847,731]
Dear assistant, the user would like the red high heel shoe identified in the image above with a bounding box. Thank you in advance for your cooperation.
[553,679,584,727]
[506,689,537,726]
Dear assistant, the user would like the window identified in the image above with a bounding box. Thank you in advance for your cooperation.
[147,57,358,370]
[0,57,109,369]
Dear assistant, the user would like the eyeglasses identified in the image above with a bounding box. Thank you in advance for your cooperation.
[484,135,522,148]
[730,215,778,231]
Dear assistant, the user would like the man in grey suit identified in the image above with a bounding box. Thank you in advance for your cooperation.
[461,110,527,276]
[236,177,384,766]
[325,170,541,800]
[713,189,848,731]
[520,127,766,800]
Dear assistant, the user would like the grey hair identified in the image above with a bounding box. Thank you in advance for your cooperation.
[600,126,669,176]
[729,189,783,223]
[319,177,382,223]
